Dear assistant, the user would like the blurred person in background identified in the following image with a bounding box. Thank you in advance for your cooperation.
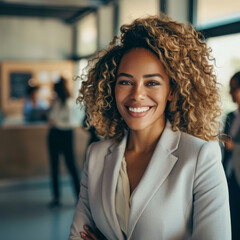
[23,85,49,123]
[69,15,231,240]
[48,77,80,208]
[222,71,240,240]
[0,109,4,125]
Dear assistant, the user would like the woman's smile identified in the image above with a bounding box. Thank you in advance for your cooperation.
[125,105,152,117]
[128,106,150,113]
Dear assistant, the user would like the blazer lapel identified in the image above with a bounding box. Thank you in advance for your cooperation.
[127,121,180,239]
[102,134,128,240]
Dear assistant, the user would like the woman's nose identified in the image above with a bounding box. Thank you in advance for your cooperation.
[130,84,146,101]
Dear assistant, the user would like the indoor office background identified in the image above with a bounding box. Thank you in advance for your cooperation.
[0,0,240,240]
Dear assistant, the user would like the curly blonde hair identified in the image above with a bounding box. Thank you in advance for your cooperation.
[77,15,222,142]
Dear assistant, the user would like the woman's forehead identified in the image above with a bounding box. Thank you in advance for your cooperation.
[118,48,164,71]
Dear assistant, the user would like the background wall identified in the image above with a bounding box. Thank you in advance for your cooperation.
[0,17,73,60]
[0,0,192,62]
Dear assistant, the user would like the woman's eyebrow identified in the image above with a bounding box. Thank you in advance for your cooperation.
[143,74,163,78]
[117,73,133,79]
[117,73,163,79]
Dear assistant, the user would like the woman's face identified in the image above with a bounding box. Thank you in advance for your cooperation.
[115,48,172,132]
[230,78,240,107]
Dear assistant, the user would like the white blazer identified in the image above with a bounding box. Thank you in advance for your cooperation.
[69,121,231,240]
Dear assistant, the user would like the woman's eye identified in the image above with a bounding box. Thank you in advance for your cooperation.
[118,80,132,85]
[146,81,160,86]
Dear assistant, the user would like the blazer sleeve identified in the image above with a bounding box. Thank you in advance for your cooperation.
[192,141,231,240]
[68,144,95,240]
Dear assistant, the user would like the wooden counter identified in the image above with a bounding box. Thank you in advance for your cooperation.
[0,124,89,180]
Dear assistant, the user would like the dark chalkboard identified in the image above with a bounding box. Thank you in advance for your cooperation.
[10,72,32,99]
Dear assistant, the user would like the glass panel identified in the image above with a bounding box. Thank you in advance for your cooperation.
[196,0,240,27]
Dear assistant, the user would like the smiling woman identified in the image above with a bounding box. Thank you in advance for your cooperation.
[69,14,231,240]
[115,48,172,133]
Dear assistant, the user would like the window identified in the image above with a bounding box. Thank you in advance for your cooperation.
[207,33,240,114]
[196,0,240,28]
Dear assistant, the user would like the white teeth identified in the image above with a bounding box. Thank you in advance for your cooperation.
[128,107,150,113]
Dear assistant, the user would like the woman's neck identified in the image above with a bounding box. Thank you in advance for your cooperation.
[127,121,166,154]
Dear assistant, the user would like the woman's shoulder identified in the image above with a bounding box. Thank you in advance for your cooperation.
[87,138,115,157]
[179,130,220,152]
[180,130,206,144]
[85,139,117,172]
[177,131,221,170]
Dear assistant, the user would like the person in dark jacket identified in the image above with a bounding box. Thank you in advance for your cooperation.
[222,71,240,240]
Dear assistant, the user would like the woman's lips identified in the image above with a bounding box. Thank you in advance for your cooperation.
[125,106,152,118]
